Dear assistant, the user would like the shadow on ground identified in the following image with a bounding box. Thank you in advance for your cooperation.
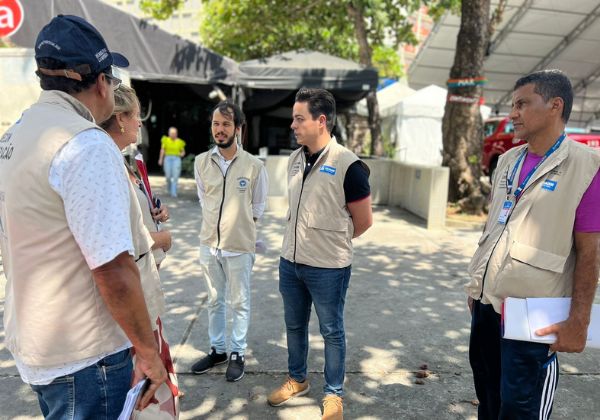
[1,177,599,419]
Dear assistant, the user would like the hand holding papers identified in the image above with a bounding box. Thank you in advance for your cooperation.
[118,379,147,420]
[503,297,600,350]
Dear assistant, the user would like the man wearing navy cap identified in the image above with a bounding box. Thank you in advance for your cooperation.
[0,15,166,417]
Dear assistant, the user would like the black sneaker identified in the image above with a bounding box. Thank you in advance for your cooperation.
[225,352,245,382]
[190,347,227,374]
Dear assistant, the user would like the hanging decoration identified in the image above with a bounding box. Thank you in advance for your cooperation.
[447,77,488,88]
[447,94,485,105]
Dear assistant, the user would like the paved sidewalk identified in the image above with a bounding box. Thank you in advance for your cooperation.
[1,176,599,419]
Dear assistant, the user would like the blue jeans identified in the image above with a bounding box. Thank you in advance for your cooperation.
[199,246,255,355]
[163,155,182,197]
[30,349,133,420]
[278,257,351,396]
[469,300,559,419]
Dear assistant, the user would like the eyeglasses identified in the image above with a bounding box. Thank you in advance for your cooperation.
[103,72,122,90]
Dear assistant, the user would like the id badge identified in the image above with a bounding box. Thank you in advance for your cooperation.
[497,200,513,225]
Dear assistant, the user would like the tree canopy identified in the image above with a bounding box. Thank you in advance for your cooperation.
[140,0,437,80]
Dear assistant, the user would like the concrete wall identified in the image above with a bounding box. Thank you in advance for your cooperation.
[265,155,449,229]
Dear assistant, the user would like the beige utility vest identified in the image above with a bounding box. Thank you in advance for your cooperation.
[130,181,166,323]
[0,91,148,366]
[195,147,264,253]
[467,138,600,313]
[281,138,358,268]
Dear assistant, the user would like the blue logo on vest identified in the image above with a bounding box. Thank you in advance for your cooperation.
[320,165,336,175]
[237,176,250,193]
[542,180,557,191]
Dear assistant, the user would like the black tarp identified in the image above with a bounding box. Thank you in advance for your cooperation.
[7,0,239,85]
[238,50,378,113]
[239,49,377,91]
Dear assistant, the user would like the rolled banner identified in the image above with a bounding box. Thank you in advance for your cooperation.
[135,153,155,209]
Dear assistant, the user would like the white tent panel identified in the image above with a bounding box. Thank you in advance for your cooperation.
[408,0,600,127]
[514,10,582,32]
[393,85,446,166]
[428,26,459,49]
[355,82,415,117]
[418,48,455,67]
[494,34,561,56]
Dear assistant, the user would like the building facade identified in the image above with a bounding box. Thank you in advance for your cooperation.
[102,0,202,43]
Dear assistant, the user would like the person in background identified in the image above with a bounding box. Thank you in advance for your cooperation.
[267,88,373,420]
[158,126,186,197]
[0,15,166,418]
[101,84,180,418]
[190,101,268,382]
[466,69,600,419]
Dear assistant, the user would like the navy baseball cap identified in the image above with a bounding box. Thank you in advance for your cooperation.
[35,15,129,81]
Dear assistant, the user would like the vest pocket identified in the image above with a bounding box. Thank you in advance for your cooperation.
[510,242,567,274]
[307,213,347,232]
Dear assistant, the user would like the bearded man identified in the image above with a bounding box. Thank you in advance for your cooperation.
[191,101,268,382]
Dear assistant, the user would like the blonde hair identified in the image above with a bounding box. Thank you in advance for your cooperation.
[100,84,140,131]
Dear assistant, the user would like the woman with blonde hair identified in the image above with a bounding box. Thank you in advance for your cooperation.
[100,84,179,418]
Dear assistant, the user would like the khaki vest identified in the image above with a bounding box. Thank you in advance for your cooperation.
[0,91,144,366]
[281,138,359,268]
[195,146,264,253]
[130,181,166,322]
[131,179,167,265]
[467,138,600,313]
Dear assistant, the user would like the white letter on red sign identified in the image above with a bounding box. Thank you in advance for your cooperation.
[0,7,15,29]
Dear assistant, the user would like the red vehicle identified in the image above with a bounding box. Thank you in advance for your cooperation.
[482,116,600,177]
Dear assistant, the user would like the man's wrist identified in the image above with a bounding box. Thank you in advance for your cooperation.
[567,312,590,328]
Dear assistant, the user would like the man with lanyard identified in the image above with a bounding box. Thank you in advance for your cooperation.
[191,101,268,382]
[0,15,166,417]
[267,88,372,420]
[466,69,600,418]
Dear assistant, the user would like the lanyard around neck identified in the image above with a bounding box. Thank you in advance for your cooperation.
[506,133,565,199]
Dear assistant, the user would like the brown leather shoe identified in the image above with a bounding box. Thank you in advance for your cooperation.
[267,376,310,406]
[322,394,343,420]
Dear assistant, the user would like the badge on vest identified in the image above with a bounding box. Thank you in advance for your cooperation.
[237,177,250,192]
[542,180,557,191]
[497,200,513,225]
[320,165,336,175]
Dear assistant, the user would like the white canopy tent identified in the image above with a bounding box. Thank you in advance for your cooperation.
[370,84,491,166]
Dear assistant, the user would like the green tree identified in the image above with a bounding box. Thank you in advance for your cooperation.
[140,0,429,157]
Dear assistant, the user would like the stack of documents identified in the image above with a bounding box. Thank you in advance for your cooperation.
[118,379,147,420]
[503,297,600,349]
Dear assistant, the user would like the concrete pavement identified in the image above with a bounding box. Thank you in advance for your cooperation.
[1,176,599,419]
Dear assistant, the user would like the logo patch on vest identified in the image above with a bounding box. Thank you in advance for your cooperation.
[319,165,336,175]
[542,180,557,191]
[237,177,250,192]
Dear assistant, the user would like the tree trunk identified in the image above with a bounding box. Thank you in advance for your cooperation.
[441,0,491,214]
[347,2,383,157]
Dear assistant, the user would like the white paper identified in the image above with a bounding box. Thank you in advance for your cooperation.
[527,298,571,342]
[503,297,600,348]
[118,379,147,420]
[502,298,530,341]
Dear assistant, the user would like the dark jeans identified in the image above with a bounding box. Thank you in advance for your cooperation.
[279,257,351,396]
[469,300,559,419]
[30,349,133,420]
